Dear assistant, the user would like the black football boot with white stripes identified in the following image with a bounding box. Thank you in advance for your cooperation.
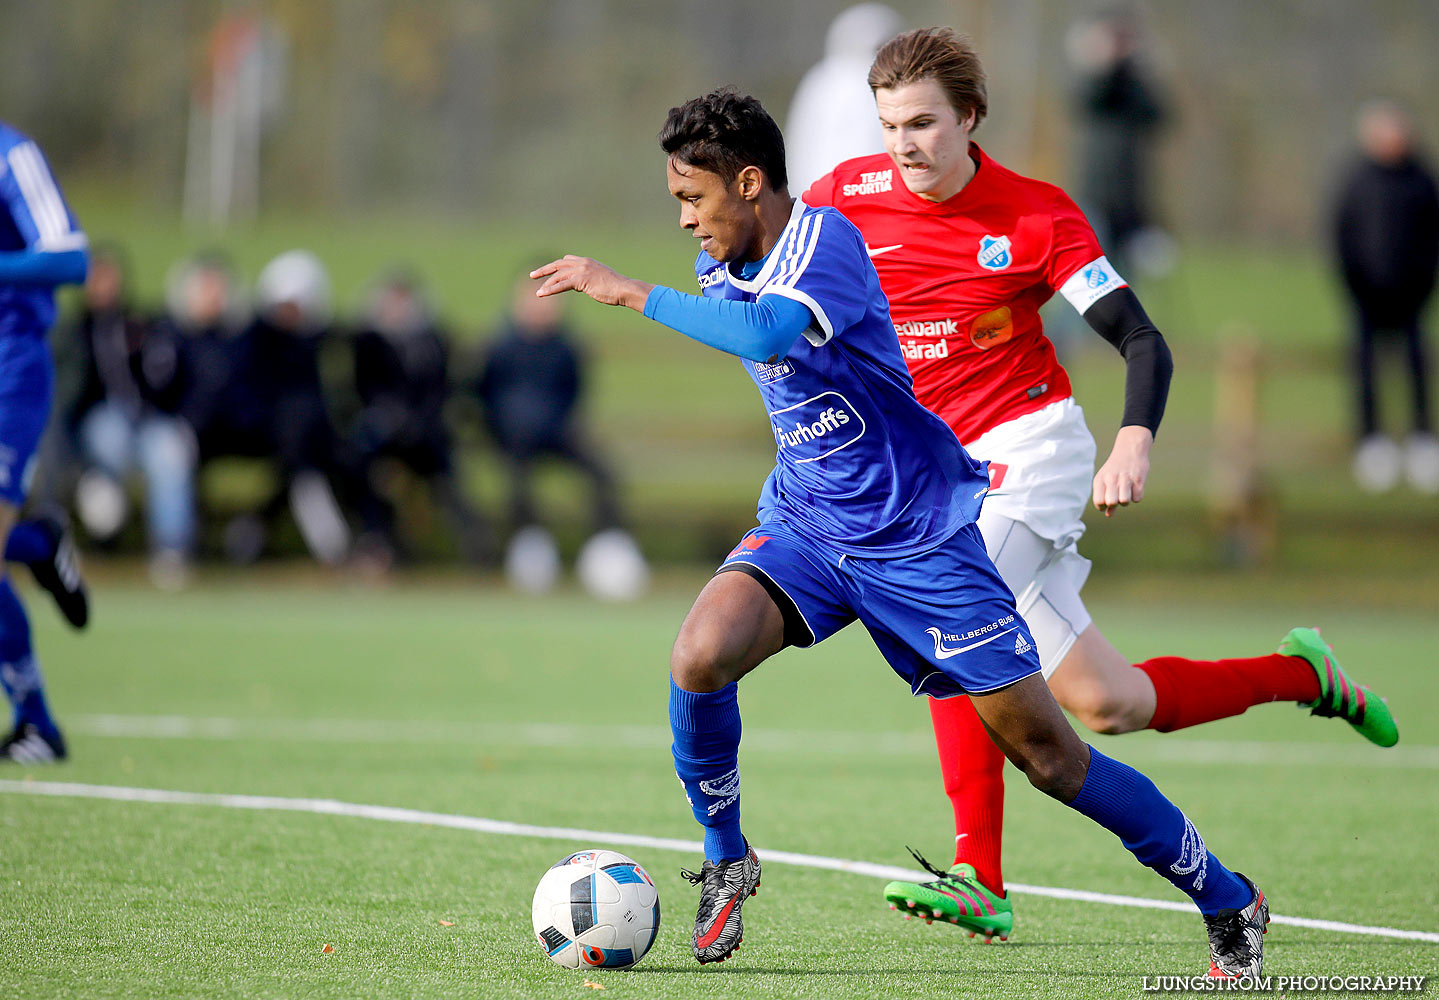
[1204,874,1269,978]
[24,514,88,629]
[0,722,68,764]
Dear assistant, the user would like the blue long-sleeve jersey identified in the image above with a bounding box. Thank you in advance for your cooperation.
[0,122,89,341]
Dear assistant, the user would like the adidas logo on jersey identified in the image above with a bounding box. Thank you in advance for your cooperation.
[842,169,893,196]
[1015,633,1033,655]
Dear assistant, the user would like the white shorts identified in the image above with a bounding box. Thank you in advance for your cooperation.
[965,398,1097,677]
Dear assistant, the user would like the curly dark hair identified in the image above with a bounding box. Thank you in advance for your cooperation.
[658,87,788,191]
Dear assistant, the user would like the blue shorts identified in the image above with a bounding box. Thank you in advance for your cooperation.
[717,520,1042,698]
[0,337,54,506]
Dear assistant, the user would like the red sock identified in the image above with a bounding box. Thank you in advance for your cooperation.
[1138,654,1321,732]
[928,694,1006,894]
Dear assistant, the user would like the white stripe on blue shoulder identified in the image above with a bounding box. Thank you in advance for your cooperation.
[8,141,77,249]
[768,221,794,285]
[8,144,65,240]
[775,212,824,289]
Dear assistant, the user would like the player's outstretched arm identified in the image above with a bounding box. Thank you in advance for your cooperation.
[0,135,89,286]
[533,256,810,364]
[0,247,88,286]
[532,255,654,311]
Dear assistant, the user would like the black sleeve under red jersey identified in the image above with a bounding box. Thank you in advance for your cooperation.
[1046,189,1172,436]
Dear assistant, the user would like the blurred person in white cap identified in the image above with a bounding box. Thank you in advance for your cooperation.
[785,3,903,195]
[1334,99,1439,493]
[246,249,352,565]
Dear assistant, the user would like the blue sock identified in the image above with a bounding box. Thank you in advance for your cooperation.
[0,576,55,733]
[669,679,746,863]
[1069,746,1253,915]
[5,520,53,564]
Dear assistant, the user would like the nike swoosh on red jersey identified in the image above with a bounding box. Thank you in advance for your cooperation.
[865,244,903,257]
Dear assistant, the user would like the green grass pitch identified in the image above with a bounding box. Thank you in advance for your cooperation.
[1,574,1435,998]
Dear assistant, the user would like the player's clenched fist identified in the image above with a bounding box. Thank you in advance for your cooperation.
[531,255,654,312]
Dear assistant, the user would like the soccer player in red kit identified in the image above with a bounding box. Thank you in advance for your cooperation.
[804,27,1399,941]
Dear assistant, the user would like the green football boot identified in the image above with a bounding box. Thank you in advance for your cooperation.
[884,849,1013,941]
[1278,627,1398,747]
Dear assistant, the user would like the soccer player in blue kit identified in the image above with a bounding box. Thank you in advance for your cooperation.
[533,90,1268,977]
[0,122,92,763]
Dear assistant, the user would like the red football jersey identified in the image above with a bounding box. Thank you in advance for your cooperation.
[804,143,1123,443]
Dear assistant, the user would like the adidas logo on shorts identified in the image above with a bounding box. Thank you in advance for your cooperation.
[1014,633,1033,655]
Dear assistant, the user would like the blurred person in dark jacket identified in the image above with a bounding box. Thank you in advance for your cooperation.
[171,252,271,565]
[67,246,194,587]
[471,273,645,598]
[177,253,266,462]
[477,274,620,533]
[1334,100,1439,493]
[1066,8,1172,280]
[348,271,491,567]
[244,250,353,565]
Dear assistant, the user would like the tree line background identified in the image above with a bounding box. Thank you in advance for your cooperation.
[5,0,1437,242]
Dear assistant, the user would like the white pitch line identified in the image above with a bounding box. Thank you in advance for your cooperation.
[2,779,1435,945]
[67,714,1439,769]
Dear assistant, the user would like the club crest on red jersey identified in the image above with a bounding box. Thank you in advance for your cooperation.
[977,234,1012,271]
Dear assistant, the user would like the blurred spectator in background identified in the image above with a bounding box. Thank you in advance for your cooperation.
[470,272,645,599]
[348,271,492,568]
[1333,100,1439,494]
[785,3,902,195]
[175,253,260,458]
[66,245,194,588]
[1065,8,1173,280]
[244,250,353,565]
[171,252,270,565]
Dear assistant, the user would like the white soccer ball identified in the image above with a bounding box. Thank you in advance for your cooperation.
[531,849,660,970]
